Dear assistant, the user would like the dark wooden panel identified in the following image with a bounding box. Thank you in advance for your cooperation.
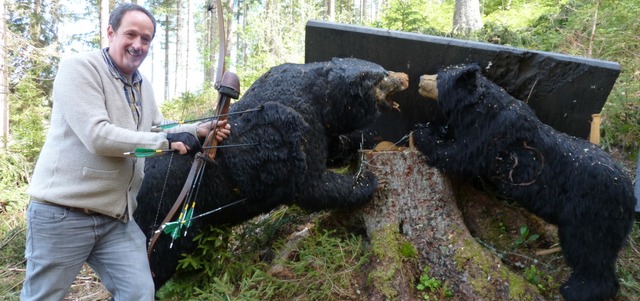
[305,20,621,141]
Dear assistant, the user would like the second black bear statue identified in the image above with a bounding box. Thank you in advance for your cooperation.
[413,64,635,301]
[134,58,408,290]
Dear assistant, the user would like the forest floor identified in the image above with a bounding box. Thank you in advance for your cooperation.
[1,150,638,301]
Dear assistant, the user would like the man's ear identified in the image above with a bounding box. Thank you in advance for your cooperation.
[106,25,115,41]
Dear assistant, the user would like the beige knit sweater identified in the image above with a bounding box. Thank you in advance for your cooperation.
[28,49,197,220]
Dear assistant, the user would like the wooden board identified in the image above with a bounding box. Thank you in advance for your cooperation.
[305,20,621,142]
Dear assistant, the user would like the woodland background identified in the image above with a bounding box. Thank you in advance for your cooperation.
[0,0,639,300]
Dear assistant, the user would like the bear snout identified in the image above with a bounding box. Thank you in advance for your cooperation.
[418,74,438,100]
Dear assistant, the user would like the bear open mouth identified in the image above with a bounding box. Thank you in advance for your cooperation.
[375,71,409,110]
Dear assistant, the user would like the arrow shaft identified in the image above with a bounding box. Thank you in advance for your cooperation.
[152,107,262,130]
[155,198,246,235]
[201,142,258,149]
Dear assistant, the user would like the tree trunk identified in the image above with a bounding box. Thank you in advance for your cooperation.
[0,0,7,149]
[326,0,335,21]
[184,0,191,92]
[205,3,216,84]
[224,0,233,70]
[100,0,109,47]
[30,0,42,47]
[164,13,170,101]
[452,0,482,36]
[174,0,182,96]
[356,149,546,301]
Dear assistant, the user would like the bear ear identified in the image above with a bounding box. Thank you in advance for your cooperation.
[454,64,481,88]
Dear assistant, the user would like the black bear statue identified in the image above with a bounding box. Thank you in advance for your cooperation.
[413,63,635,301]
[134,58,408,290]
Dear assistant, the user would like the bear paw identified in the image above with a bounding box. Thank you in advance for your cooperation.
[354,171,378,200]
[560,275,619,301]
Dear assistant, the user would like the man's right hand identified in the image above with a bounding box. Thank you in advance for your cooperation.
[166,132,201,155]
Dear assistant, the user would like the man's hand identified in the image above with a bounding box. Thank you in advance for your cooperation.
[169,142,189,155]
[167,132,201,155]
[197,119,231,142]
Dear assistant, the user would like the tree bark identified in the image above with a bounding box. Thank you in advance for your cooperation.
[356,149,546,301]
[205,2,217,84]
[174,0,183,96]
[453,0,482,36]
[0,0,7,149]
[30,0,42,47]
[100,0,109,48]
[184,0,191,92]
[164,13,170,101]
[326,0,335,21]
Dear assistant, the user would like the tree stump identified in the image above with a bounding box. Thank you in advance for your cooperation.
[356,149,546,301]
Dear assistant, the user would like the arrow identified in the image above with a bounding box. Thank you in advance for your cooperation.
[183,201,195,236]
[124,148,176,158]
[201,142,259,149]
[151,107,263,130]
[166,208,185,248]
[156,198,247,238]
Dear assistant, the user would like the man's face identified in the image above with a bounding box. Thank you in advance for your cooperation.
[107,10,154,77]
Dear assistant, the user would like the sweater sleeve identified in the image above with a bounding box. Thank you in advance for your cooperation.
[53,52,170,157]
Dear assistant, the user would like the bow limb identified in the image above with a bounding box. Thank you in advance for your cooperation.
[202,0,240,161]
[215,0,226,83]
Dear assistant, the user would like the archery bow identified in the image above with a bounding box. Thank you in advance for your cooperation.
[147,0,240,257]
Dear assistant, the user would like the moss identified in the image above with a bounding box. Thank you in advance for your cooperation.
[400,241,419,259]
[499,266,530,300]
[367,224,414,299]
[459,239,495,300]
[454,237,538,301]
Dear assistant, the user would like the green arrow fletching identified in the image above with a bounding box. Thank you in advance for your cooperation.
[123,148,175,158]
[162,221,180,235]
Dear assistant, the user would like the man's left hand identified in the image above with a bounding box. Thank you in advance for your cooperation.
[197,119,231,142]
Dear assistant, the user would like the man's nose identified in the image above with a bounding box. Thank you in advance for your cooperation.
[131,36,149,49]
[131,38,143,49]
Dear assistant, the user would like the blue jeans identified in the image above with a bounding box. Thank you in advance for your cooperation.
[21,201,155,301]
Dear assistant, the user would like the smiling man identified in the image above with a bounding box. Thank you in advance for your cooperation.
[106,5,154,78]
[20,3,230,300]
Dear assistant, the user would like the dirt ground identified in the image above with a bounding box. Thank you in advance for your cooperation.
[63,265,110,301]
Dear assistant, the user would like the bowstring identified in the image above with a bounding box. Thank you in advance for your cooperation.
[152,151,174,234]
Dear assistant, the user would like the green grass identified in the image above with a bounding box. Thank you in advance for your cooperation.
[157,209,369,301]
[0,211,26,301]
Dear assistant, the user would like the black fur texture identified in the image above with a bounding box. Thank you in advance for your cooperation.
[413,64,636,301]
[135,58,403,290]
